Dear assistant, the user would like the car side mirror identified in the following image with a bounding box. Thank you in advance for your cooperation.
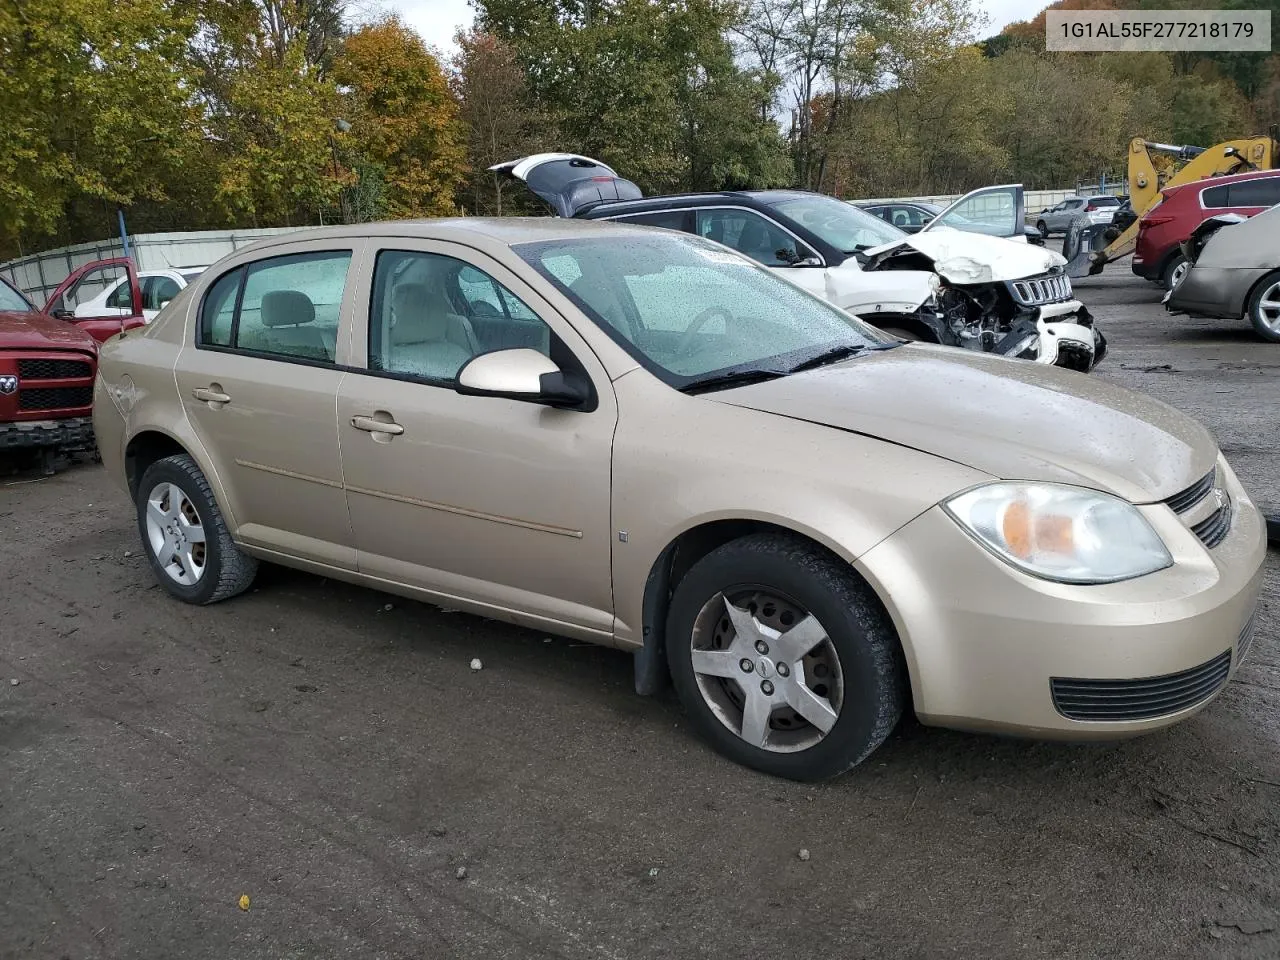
[1023,224,1046,245]
[456,348,587,408]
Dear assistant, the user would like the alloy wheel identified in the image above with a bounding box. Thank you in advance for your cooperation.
[144,481,207,585]
[688,589,844,753]
[1169,259,1189,290]
[1254,281,1280,335]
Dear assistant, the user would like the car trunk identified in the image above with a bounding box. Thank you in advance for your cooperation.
[488,154,642,218]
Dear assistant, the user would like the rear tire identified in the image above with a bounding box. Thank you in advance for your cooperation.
[1247,271,1280,343]
[135,454,258,604]
[665,534,906,781]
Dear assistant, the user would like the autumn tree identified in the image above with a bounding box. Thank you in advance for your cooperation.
[333,16,467,219]
[452,29,553,215]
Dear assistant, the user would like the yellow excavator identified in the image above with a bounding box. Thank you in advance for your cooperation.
[1065,129,1279,277]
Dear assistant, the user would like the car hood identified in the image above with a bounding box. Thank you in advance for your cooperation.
[712,346,1216,503]
[0,311,98,352]
[864,228,1068,283]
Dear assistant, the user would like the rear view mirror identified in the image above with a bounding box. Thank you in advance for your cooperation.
[456,348,587,408]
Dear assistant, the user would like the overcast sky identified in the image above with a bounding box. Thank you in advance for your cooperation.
[389,0,1053,58]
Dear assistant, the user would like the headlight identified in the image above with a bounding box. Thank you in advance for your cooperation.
[944,482,1172,584]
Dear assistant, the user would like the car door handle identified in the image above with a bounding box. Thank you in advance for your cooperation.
[193,387,231,404]
[351,415,404,436]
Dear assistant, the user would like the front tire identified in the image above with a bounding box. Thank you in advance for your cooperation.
[665,534,906,780]
[1036,220,1048,237]
[135,454,258,604]
[1247,271,1280,343]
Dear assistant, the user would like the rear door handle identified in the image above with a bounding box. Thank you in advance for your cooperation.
[351,415,404,436]
[193,387,231,404]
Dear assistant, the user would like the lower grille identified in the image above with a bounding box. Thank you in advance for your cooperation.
[17,358,92,379]
[1237,609,1258,666]
[1191,501,1232,549]
[1051,650,1232,721]
[17,386,94,411]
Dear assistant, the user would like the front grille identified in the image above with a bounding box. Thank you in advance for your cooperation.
[1191,501,1232,548]
[1236,609,1257,666]
[17,386,94,411]
[1051,650,1232,721]
[1010,273,1073,306]
[17,358,92,380]
[1165,470,1215,514]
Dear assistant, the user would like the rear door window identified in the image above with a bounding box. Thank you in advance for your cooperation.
[197,251,352,363]
[1227,177,1280,208]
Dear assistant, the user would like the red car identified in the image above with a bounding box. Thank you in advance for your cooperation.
[1133,168,1280,289]
[1,260,142,466]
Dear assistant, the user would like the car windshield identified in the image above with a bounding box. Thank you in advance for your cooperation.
[515,232,893,389]
[0,278,34,312]
[766,194,905,253]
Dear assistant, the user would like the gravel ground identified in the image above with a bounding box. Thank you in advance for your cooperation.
[2,267,1278,960]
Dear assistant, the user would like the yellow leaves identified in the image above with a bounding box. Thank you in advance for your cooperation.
[238,893,251,911]
[332,16,467,219]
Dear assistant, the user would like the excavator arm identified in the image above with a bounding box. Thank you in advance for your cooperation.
[1066,130,1278,277]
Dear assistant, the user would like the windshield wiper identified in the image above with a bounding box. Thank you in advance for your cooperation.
[678,369,786,395]
[788,343,895,374]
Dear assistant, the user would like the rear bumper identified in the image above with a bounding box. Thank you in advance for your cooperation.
[1165,266,1263,319]
[0,416,95,450]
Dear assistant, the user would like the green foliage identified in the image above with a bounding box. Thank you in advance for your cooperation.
[0,0,202,248]
[477,0,790,193]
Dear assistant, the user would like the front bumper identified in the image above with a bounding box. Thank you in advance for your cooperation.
[856,458,1266,738]
[995,302,1106,371]
[0,416,95,451]
[1164,265,1263,320]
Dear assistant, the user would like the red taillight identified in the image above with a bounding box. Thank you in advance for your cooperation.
[1140,215,1175,228]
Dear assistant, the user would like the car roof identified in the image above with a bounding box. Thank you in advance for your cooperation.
[1184,168,1280,189]
[228,216,654,258]
[582,189,828,216]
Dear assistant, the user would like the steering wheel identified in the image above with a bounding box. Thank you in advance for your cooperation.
[676,306,733,354]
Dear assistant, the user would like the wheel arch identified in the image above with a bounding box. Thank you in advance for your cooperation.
[1241,267,1280,322]
[634,517,903,698]
[123,428,238,534]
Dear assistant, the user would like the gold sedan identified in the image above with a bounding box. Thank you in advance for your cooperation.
[93,219,1265,780]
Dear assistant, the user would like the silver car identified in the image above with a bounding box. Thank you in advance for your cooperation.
[1165,205,1280,341]
[1035,196,1120,236]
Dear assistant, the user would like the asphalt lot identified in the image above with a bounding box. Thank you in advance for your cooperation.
[3,266,1279,960]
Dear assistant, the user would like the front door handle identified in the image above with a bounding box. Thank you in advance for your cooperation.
[351,415,404,436]
[193,386,231,404]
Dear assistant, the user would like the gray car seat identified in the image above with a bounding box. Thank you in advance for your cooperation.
[245,290,330,360]
[388,282,477,379]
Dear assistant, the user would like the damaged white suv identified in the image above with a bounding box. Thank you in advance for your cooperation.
[493,154,1106,371]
